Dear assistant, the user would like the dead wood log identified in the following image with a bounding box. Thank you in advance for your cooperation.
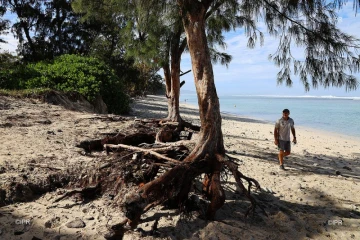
[77,131,156,152]
[104,144,181,164]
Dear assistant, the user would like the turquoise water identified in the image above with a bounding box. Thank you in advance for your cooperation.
[180,94,360,138]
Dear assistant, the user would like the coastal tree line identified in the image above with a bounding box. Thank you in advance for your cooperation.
[0,0,164,113]
[1,0,360,235]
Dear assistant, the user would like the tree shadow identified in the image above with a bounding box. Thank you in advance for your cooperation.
[130,97,269,124]
[134,186,359,240]
[128,97,359,239]
[227,144,360,180]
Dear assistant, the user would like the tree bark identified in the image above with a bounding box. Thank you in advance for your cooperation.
[181,0,225,160]
[167,54,181,122]
[179,0,225,219]
[164,27,183,122]
[163,63,178,121]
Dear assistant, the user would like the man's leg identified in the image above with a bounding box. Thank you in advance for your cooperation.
[278,150,284,165]
[280,141,291,169]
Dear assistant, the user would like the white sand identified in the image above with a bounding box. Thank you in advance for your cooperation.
[0,94,359,240]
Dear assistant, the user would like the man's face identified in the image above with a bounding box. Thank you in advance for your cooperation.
[282,112,290,120]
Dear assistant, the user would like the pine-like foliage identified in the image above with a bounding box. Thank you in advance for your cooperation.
[238,0,360,91]
[74,0,360,91]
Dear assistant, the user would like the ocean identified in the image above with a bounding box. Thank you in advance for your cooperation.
[180,94,360,138]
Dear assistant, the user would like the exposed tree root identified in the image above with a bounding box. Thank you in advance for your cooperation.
[155,125,179,143]
[115,150,267,229]
[224,161,261,216]
[60,120,265,235]
[159,119,201,132]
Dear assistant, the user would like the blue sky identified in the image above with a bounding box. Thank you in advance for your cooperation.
[1,3,360,97]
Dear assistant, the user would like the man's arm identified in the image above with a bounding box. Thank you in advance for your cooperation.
[291,127,296,143]
[274,127,279,145]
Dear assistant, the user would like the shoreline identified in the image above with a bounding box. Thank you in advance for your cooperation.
[178,97,360,142]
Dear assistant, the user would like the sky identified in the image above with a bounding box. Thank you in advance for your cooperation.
[1,2,360,97]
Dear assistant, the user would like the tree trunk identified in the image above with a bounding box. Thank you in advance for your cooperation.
[181,0,225,159]
[164,35,182,123]
[121,1,249,227]
[180,0,225,219]
[163,63,179,121]
[167,54,181,122]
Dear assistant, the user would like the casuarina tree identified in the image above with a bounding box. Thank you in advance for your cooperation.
[73,0,235,124]
[119,0,360,226]
[65,0,360,234]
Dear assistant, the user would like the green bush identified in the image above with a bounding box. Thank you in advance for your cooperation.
[25,54,130,114]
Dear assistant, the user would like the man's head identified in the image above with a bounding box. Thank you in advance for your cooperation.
[282,109,290,119]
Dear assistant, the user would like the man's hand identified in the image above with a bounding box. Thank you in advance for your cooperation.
[274,139,279,145]
[293,137,297,144]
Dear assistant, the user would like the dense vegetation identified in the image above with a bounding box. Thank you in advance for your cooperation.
[0,0,165,113]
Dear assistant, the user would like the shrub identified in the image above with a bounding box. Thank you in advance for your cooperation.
[25,54,130,114]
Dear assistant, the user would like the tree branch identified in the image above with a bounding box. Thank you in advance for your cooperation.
[104,144,181,164]
[261,0,360,49]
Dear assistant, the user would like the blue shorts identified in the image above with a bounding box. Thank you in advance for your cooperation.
[278,140,291,152]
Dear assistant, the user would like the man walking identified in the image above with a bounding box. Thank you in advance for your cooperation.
[274,109,297,170]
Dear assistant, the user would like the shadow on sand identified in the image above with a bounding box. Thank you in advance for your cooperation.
[0,96,358,240]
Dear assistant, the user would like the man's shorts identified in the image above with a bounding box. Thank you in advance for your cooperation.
[278,140,291,152]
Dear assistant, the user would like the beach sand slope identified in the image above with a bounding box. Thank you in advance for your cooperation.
[0,94,359,240]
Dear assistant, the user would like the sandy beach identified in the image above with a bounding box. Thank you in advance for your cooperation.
[0,94,359,240]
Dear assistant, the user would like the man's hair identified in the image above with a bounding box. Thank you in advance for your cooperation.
[283,109,290,113]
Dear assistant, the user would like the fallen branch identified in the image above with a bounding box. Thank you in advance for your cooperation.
[104,144,181,164]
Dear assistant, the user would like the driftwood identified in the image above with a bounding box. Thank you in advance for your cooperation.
[77,131,156,152]
[104,144,181,164]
